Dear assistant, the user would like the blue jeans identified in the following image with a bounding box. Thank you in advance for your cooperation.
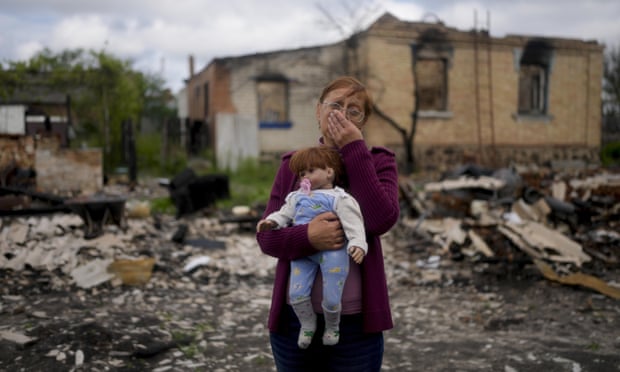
[270,305,384,372]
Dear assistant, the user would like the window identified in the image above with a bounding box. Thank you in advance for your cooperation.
[416,58,448,111]
[516,40,554,116]
[411,31,453,116]
[257,77,291,129]
[518,64,546,114]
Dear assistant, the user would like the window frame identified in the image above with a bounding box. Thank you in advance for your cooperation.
[256,76,291,129]
[513,42,555,121]
[411,40,454,118]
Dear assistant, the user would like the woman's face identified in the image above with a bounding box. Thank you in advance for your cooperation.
[316,87,366,146]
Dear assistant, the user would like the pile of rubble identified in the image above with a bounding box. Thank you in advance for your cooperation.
[1,164,619,371]
[0,206,276,371]
[397,164,620,299]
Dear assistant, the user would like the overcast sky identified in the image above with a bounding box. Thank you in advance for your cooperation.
[1,0,618,93]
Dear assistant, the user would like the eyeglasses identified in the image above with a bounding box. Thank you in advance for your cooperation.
[322,102,365,123]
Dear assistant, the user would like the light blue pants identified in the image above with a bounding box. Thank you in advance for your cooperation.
[289,247,349,311]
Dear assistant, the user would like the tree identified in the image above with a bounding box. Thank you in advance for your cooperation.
[603,43,620,115]
[316,2,418,173]
[0,48,170,174]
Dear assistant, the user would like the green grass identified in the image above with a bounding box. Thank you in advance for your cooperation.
[149,196,176,215]
[136,133,189,177]
[216,158,278,209]
[146,156,279,215]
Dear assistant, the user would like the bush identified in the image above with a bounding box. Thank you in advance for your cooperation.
[136,133,187,177]
[601,141,620,167]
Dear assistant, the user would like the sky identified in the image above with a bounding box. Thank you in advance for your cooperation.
[1,0,619,93]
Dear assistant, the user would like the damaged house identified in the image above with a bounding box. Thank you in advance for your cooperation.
[1,81,103,211]
[182,12,603,171]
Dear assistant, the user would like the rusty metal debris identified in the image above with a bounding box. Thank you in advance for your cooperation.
[65,194,126,239]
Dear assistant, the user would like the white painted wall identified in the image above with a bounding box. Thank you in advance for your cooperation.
[0,105,26,134]
[215,113,259,171]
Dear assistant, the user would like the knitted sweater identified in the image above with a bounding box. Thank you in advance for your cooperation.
[256,140,400,333]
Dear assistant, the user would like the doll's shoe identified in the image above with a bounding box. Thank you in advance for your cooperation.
[322,328,339,345]
[298,329,315,349]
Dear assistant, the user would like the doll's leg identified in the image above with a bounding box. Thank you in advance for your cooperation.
[318,248,349,345]
[289,258,319,349]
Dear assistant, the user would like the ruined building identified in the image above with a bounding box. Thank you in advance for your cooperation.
[182,12,603,172]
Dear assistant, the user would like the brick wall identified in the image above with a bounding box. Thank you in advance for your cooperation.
[360,18,604,171]
[35,144,103,195]
[401,144,600,173]
[1,135,102,194]
[0,135,35,171]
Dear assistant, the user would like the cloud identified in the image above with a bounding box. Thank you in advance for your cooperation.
[50,15,110,51]
[15,41,45,61]
[0,0,618,91]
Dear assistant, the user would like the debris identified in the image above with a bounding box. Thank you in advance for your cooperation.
[125,199,151,218]
[399,164,619,298]
[183,255,211,273]
[500,220,590,266]
[107,257,156,286]
[0,330,37,347]
[171,223,189,243]
[424,175,506,193]
[534,259,620,300]
[71,259,115,289]
[165,168,229,218]
[0,165,618,371]
[75,349,84,367]
[416,255,440,269]
[232,205,251,216]
[65,194,126,239]
[468,229,494,257]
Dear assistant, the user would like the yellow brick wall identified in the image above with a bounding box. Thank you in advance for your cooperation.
[359,28,603,169]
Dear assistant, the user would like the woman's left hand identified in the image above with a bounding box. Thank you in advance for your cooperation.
[327,110,363,148]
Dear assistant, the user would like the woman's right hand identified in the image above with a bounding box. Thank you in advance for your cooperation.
[308,212,344,251]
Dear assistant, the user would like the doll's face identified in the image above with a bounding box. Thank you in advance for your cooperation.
[299,166,335,190]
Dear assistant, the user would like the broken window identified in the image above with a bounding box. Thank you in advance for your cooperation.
[257,77,291,129]
[518,65,546,114]
[411,30,453,114]
[516,40,554,116]
[416,58,448,111]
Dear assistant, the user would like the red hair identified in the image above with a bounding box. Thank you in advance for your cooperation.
[318,76,373,123]
[289,146,344,186]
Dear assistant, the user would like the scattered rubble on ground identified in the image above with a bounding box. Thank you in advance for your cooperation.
[0,164,619,371]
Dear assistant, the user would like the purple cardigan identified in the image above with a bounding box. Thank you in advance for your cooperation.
[256,140,400,333]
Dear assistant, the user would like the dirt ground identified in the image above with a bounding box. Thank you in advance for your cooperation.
[1,209,619,372]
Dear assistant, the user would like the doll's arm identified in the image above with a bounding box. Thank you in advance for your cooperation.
[256,219,278,232]
[349,246,365,264]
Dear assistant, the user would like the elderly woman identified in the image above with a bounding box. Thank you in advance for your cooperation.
[256,76,400,371]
